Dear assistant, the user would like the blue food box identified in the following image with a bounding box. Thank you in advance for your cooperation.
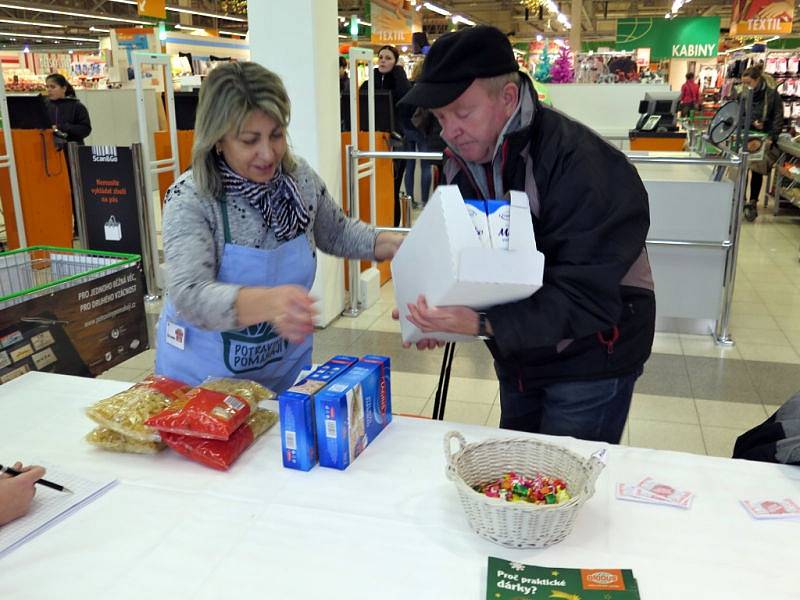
[278,355,358,471]
[315,355,392,470]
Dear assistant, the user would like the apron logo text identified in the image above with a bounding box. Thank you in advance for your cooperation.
[221,322,289,373]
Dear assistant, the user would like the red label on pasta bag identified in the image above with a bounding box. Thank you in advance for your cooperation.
[145,387,251,440]
[139,375,190,399]
[161,423,256,470]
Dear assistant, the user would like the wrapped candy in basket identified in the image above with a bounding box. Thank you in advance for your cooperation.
[444,431,606,549]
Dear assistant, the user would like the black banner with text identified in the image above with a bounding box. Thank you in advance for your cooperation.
[77,145,143,256]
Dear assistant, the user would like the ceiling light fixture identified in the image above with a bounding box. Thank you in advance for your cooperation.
[452,15,476,26]
[0,18,63,28]
[0,30,97,42]
[0,2,150,25]
[218,30,246,37]
[423,2,451,16]
[105,0,246,22]
[166,6,246,23]
[89,26,111,33]
[175,24,205,33]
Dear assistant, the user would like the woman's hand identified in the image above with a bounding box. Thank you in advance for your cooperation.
[374,232,404,261]
[0,462,45,526]
[236,286,317,345]
[266,285,317,344]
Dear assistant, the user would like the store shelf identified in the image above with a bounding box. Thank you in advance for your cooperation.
[770,136,800,215]
[777,138,800,158]
[778,190,800,208]
[777,166,800,183]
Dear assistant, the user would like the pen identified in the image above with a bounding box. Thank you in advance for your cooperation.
[0,464,72,494]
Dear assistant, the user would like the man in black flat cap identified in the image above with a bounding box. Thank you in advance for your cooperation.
[398,26,655,444]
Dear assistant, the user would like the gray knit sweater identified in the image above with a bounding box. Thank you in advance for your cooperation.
[162,157,378,331]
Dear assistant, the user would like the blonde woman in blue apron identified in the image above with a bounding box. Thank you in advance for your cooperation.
[155,62,403,393]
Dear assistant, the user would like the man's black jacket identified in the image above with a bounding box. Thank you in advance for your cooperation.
[443,80,656,389]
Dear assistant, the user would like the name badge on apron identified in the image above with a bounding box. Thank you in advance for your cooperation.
[166,321,186,350]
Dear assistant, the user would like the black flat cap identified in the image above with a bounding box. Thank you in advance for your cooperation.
[400,25,519,108]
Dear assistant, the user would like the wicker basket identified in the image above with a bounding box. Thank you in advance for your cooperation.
[444,431,606,549]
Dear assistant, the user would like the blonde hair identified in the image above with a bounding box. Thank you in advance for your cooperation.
[192,61,296,199]
[478,71,521,97]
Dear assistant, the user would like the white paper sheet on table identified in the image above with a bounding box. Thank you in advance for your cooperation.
[0,465,117,559]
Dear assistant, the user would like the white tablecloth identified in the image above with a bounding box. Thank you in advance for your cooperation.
[0,372,798,599]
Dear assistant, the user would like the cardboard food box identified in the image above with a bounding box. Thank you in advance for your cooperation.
[278,355,358,471]
[391,186,544,343]
[315,355,391,470]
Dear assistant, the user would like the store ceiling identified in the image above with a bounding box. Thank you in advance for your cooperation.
[0,1,247,50]
[0,1,796,52]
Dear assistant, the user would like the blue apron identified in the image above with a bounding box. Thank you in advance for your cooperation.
[155,196,316,393]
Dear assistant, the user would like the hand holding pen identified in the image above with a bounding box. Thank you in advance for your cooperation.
[0,462,48,526]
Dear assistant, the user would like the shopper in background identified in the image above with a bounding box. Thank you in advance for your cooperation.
[401,59,435,208]
[155,62,403,393]
[0,462,45,526]
[339,56,350,95]
[398,26,655,444]
[44,73,92,147]
[741,64,784,215]
[679,72,700,117]
[360,45,411,225]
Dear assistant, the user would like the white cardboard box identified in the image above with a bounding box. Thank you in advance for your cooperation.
[391,185,544,343]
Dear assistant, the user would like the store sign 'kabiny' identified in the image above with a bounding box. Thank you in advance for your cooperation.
[672,43,717,58]
[616,17,720,60]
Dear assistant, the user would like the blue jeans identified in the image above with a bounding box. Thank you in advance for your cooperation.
[402,128,433,205]
[498,368,643,444]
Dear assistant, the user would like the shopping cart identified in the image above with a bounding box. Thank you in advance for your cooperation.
[0,246,146,381]
[0,246,140,310]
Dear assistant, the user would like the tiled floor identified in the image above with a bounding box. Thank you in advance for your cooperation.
[107,213,800,460]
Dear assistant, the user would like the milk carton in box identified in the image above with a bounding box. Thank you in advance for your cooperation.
[315,355,391,470]
[278,355,358,471]
[391,185,544,343]
[463,199,491,248]
[485,199,510,250]
[464,199,510,249]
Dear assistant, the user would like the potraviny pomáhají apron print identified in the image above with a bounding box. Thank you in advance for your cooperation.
[155,196,316,393]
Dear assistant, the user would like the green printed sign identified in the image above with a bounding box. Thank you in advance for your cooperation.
[616,16,720,59]
[486,557,641,599]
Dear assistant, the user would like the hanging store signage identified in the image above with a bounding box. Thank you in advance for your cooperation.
[137,0,166,19]
[730,0,794,36]
[74,146,144,256]
[370,1,421,45]
[616,17,720,60]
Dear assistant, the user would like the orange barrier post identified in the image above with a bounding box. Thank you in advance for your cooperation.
[0,130,72,249]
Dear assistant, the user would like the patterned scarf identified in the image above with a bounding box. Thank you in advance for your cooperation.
[217,155,310,241]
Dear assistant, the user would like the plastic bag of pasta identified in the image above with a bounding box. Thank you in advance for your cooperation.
[86,426,165,454]
[145,378,274,441]
[86,375,190,442]
[199,377,276,405]
[160,409,278,470]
